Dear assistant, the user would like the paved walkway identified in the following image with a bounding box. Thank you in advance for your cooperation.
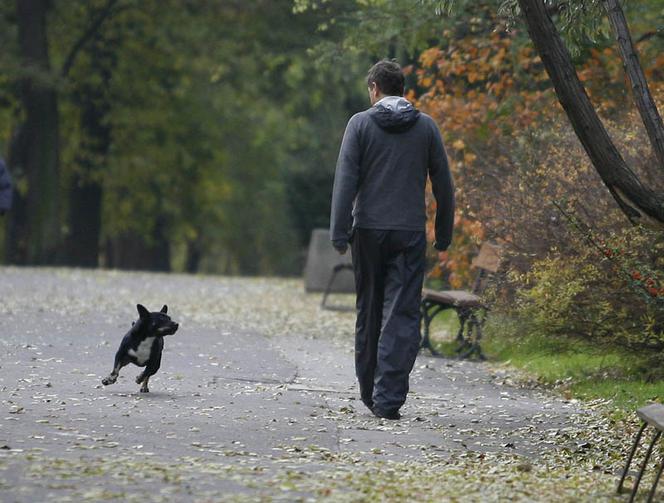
[0,268,615,502]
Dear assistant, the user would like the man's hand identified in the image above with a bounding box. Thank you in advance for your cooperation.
[334,244,348,255]
[333,239,349,255]
[433,241,448,252]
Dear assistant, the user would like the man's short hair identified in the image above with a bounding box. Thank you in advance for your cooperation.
[367,60,404,96]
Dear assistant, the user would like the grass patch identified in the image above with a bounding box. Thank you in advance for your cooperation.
[427,311,664,411]
[423,308,462,357]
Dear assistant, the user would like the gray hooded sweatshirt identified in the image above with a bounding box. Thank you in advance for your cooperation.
[330,96,455,250]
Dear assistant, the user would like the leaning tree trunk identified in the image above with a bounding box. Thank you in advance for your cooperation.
[517,0,664,227]
[11,0,61,263]
[603,0,664,171]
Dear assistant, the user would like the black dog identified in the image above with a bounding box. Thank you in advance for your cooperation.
[102,304,179,392]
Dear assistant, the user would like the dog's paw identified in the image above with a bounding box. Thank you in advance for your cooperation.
[135,374,144,384]
[101,376,116,386]
[139,387,150,393]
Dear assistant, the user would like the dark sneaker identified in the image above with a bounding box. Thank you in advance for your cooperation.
[361,397,374,411]
[371,406,401,420]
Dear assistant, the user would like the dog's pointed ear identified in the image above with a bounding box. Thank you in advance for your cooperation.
[160,305,168,314]
[137,304,150,319]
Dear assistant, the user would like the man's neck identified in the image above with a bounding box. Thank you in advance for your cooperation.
[374,94,404,106]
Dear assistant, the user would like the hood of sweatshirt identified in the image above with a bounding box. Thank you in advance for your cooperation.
[368,96,421,133]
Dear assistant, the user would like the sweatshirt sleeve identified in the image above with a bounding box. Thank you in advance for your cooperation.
[330,115,362,246]
[428,122,455,251]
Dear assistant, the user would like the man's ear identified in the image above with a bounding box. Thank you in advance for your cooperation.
[160,305,168,314]
[137,304,150,319]
[368,81,380,104]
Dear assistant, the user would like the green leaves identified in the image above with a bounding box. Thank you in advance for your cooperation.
[0,0,369,273]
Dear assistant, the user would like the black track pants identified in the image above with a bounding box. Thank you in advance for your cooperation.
[351,228,426,413]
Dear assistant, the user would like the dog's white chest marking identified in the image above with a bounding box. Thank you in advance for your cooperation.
[129,337,155,365]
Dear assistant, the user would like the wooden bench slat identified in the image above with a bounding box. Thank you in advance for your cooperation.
[422,288,482,308]
[420,242,501,360]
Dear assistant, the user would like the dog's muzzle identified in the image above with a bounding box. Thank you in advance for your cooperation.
[159,323,179,335]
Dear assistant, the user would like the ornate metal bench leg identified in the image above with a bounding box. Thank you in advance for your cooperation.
[455,309,468,343]
[473,313,486,361]
[647,454,664,503]
[630,430,662,503]
[455,309,472,356]
[322,264,355,311]
[457,312,486,360]
[618,422,647,494]
[420,302,432,351]
[420,303,443,356]
[321,267,339,308]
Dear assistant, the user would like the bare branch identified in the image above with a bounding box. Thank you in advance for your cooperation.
[604,0,664,171]
[635,30,663,45]
[60,0,120,78]
[517,0,664,227]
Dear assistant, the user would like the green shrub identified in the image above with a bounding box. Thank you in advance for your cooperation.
[502,226,664,352]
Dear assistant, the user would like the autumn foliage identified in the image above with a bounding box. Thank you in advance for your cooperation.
[413,12,664,348]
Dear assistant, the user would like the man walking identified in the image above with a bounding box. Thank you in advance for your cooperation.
[330,60,455,420]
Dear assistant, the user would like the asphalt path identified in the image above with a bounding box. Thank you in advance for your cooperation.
[0,267,589,501]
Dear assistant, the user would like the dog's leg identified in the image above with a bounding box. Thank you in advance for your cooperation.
[102,355,126,386]
[139,364,158,392]
[139,343,162,393]
[140,375,150,393]
[135,371,145,384]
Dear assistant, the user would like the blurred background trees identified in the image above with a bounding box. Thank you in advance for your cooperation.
[1,0,663,355]
[0,0,366,274]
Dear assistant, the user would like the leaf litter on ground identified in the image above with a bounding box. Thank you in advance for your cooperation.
[0,267,655,501]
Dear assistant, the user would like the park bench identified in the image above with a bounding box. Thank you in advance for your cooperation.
[420,242,502,360]
[617,403,664,502]
[321,262,355,311]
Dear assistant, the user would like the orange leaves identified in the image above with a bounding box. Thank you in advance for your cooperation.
[433,215,487,288]
[414,12,664,295]
[467,71,480,84]
[452,139,466,151]
[491,47,507,70]
[463,152,477,164]
[419,47,443,69]
[647,54,664,79]
[416,26,517,103]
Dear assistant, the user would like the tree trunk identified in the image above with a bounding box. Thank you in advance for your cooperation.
[11,0,61,263]
[5,127,28,263]
[105,217,171,272]
[603,0,664,170]
[185,238,203,273]
[64,30,116,267]
[517,0,664,227]
[65,182,103,267]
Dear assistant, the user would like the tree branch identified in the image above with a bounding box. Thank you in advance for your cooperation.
[545,1,567,17]
[60,0,119,78]
[604,0,664,170]
[517,0,664,228]
[635,30,663,45]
